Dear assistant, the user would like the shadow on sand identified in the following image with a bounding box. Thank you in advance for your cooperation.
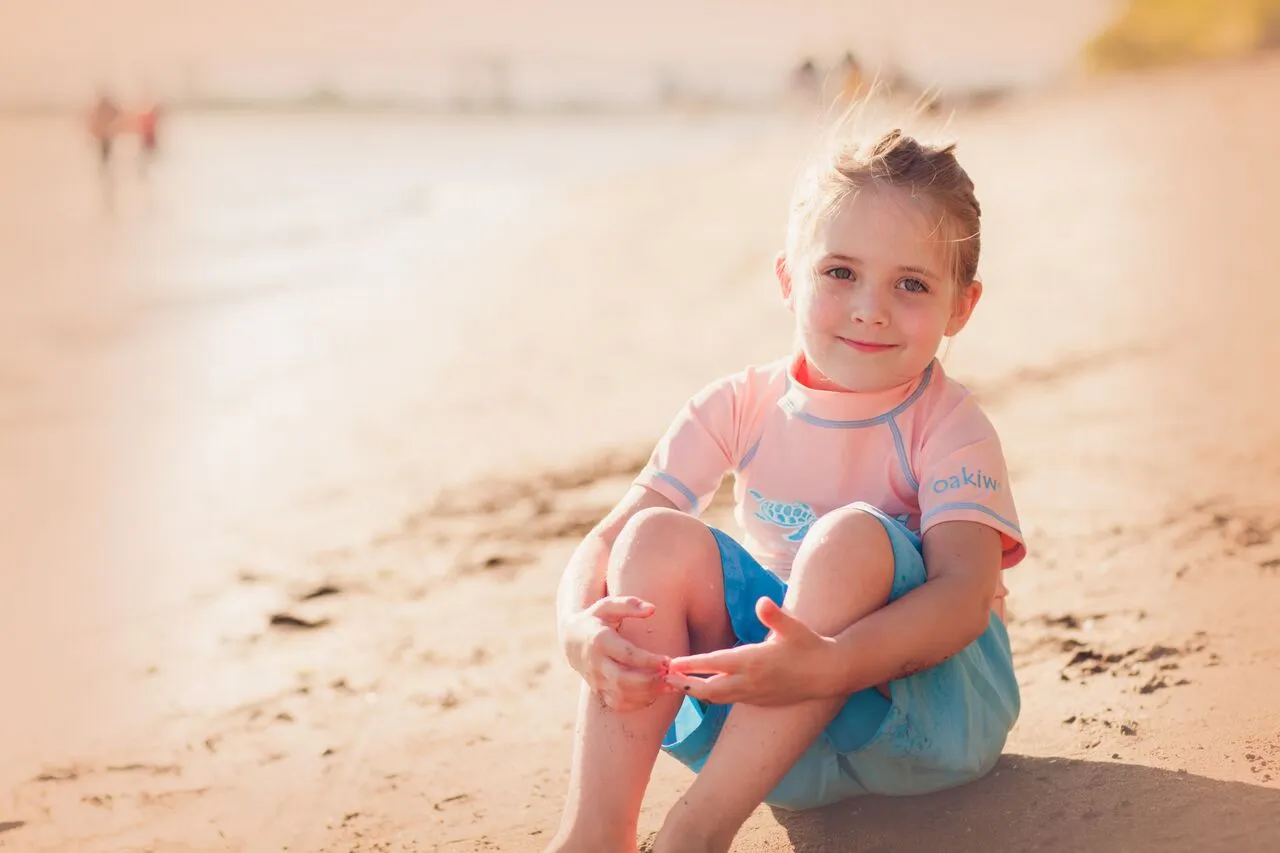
[772,755,1278,853]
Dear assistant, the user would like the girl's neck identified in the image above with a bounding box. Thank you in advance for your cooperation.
[783,352,934,423]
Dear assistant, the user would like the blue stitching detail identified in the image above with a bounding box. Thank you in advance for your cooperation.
[888,418,919,491]
[920,501,1022,534]
[781,362,934,429]
[653,470,699,510]
[737,437,762,471]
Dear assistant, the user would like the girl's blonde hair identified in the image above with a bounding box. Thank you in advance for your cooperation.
[785,127,982,292]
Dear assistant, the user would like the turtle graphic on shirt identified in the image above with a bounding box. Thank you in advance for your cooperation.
[749,490,817,542]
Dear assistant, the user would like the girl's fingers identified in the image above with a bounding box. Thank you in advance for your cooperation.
[596,657,670,710]
[589,596,656,622]
[666,647,745,676]
[667,672,743,704]
[601,630,669,672]
[594,655,623,687]
[663,672,703,692]
[595,657,630,708]
[612,665,664,692]
[755,597,812,638]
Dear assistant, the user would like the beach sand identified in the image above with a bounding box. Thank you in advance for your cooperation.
[3,56,1280,852]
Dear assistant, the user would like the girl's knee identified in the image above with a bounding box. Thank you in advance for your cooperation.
[608,507,716,591]
[788,506,894,606]
[616,506,706,550]
[797,505,893,566]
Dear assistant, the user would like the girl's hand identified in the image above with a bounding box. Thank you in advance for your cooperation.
[664,597,835,706]
[561,596,672,712]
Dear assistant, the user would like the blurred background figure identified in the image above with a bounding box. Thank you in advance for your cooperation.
[133,99,162,176]
[86,89,121,172]
[836,50,866,104]
[788,56,822,107]
[84,88,123,209]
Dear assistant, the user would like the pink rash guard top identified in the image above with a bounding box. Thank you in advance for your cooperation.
[635,354,1025,607]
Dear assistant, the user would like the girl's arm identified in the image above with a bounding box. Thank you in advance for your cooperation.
[556,486,678,623]
[557,486,681,710]
[664,519,1001,705]
[816,519,1001,697]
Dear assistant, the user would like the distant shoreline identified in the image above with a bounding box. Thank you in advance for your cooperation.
[8,41,1277,121]
[0,94,797,119]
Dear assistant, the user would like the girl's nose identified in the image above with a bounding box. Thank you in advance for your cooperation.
[850,286,889,325]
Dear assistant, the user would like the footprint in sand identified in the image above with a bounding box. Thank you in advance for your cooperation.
[1058,637,1206,693]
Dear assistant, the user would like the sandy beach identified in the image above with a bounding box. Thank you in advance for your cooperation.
[3,53,1280,852]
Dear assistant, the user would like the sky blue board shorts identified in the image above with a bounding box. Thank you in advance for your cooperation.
[660,502,1020,811]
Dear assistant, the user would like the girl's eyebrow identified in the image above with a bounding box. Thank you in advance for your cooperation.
[820,253,939,280]
[897,264,940,279]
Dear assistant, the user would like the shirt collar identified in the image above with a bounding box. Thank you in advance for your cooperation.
[779,352,936,424]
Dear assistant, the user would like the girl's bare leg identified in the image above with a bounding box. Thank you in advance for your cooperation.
[654,508,895,853]
[546,509,736,853]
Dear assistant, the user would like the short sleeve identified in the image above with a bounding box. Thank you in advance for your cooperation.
[917,396,1026,568]
[634,374,745,513]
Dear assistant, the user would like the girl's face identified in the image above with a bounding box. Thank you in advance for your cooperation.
[778,183,981,393]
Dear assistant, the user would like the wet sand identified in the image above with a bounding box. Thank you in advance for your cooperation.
[3,56,1280,851]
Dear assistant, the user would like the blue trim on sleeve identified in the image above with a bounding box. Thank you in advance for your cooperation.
[888,418,919,491]
[920,501,1022,535]
[652,470,699,510]
[737,437,762,471]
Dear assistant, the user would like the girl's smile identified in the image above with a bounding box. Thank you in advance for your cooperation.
[837,337,898,353]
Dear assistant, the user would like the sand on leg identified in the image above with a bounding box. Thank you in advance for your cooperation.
[654,507,895,853]
[546,509,736,853]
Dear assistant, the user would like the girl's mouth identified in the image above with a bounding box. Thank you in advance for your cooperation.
[838,337,897,354]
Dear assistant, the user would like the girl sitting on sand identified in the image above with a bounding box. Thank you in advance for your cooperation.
[548,127,1024,853]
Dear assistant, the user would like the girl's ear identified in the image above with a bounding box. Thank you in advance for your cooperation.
[944,279,983,336]
[775,252,795,310]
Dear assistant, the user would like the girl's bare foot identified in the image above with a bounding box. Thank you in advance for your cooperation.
[651,812,732,853]
[542,832,639,853]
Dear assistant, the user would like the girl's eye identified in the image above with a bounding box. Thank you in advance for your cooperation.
[898,277,929,294]
[826,267,854,281]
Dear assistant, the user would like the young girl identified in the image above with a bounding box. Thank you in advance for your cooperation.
[549,128,1024,853]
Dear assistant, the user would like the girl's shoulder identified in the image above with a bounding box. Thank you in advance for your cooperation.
[912,363,1000,439]
[691,356,793,403]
